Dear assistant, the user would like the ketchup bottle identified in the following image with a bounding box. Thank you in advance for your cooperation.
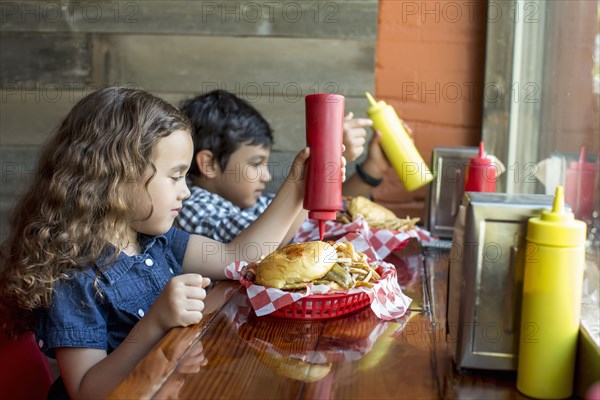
[304,93,345,240]
[564,147,597,223]
[464,141,496,192]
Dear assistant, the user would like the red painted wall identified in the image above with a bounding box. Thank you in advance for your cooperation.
[372,0,488,219]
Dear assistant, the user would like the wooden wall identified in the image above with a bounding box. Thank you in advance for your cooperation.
[0,0,378,240]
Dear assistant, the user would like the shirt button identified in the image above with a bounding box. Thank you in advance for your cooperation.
[169,268,174,274]
[138,309,145,317]
[38,339,44,348]
[144,258,154,267]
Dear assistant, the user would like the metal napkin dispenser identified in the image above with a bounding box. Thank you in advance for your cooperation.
[425,147,478,239]
[447,192,554,370]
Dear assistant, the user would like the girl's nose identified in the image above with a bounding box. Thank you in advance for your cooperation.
[181,181,191,200]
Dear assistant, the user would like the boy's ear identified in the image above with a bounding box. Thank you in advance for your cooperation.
[195,150,219,179]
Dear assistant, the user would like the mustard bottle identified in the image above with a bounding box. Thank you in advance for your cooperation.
[365,92,433,191]
[517,186,586,399]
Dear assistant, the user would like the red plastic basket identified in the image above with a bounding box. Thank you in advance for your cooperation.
[270,291,372,320]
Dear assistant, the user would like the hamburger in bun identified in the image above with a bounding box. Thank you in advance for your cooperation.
[338,196,420,231]
[254,241,380,291]
[237,315,333,382]
[257,351,332,383]
[237,307,385,382]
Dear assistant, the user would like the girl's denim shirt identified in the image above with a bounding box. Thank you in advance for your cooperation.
[36,227,190,357]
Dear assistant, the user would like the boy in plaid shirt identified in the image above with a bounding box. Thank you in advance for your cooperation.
[176,90,389,244]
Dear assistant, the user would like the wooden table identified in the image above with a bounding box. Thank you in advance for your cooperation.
[109,240,524,399]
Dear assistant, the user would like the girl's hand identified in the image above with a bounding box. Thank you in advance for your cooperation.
[155,340,208,399]
[178,340,208,373]
[147,274,211,333]
[343,112,373,163]
[341,148,347,182]
[286,147,346,183]
[286,147,310,184]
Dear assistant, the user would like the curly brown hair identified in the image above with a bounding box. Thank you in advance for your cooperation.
[0,87,191,336]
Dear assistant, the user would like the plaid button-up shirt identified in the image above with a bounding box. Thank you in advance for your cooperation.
[176,186,275,243]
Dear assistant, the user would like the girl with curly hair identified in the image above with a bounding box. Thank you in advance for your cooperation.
[0,87,315,399]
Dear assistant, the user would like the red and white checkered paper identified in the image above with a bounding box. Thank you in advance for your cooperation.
[225,233,415,320]
[292,216,431,260]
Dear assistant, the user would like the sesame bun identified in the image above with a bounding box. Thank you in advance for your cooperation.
[347,195,397,222]
[270,357,332,382]
[250,342,332,382]
[238,314,333,382]
[255,241,338,290]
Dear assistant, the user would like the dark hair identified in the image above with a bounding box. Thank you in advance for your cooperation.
[0,87,190,336]
[180,90,273,177]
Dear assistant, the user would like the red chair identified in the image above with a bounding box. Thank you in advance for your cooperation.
[0,330,54,399]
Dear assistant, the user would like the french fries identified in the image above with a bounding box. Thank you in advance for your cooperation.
[376,216,420,232]
[330,242,381,289]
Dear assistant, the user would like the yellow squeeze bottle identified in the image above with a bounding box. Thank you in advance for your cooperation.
[365,92,433,191]
[517,186,586,399]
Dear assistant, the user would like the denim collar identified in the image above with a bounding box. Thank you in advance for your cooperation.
[97,233,168,285]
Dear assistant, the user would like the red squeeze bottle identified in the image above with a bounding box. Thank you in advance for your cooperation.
[565,147,597,222]
[303,93,345,241]
[464,141,496,193]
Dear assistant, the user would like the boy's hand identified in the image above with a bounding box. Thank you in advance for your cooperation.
[147,274,211,332]
[343,112,373,163]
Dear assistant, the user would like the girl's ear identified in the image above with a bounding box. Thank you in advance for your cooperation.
[196,150,219,179]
